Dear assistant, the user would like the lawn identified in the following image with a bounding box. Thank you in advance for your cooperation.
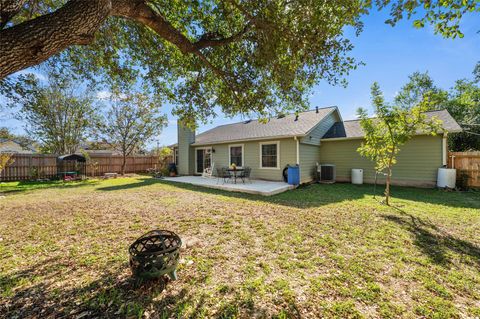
[0,176,479,319]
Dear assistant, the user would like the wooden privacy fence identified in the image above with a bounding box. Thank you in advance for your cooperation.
[448,152,480,188]
[0,154,159,181]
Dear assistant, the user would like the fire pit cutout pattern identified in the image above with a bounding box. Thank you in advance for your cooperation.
[129,230,182,280]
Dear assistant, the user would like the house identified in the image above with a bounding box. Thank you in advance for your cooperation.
[0,138,37,154]
[172,107,462,187]
[76,141,122,156]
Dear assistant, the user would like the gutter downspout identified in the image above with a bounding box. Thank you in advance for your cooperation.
[294,136,300,184]
[294,136,300,165]
[442,133,448,166]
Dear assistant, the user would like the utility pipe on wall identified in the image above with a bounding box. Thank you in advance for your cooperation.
[442,133,448,166]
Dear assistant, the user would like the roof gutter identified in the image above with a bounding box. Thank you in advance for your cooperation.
[192,134,307,146]
[320,136,364,142]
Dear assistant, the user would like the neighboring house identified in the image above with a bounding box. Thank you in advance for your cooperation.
[172,107,462,187]
[0,138,37,154]
[77,141,122,156]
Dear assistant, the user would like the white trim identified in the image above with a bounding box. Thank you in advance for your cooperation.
[259,141,280,169]
[228,144,244,167]
[192,134,304,146]
[173,147,178,165]
[294,137,299,165]
[442,133,448,166]
[320,136,365,142]
[194,147,212,174]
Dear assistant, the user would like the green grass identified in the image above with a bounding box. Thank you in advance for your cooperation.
[0,176,479,318]
[0,179,99,193]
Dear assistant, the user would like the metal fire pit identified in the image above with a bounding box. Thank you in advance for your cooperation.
[129,230,182,280]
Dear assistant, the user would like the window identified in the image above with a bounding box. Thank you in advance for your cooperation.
[260,142,279,169]
[229,145,243,167]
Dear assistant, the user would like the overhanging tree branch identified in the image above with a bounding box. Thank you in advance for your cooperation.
[0,0,252,79]
[0,0,112,78]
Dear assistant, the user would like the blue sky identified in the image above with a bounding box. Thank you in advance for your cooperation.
[2,10,479,148]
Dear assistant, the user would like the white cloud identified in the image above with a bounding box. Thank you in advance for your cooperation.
[96,90,112,100]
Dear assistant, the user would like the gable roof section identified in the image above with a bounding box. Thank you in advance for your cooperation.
[322,109,462,140]
[0,138,37,153]
[192,107,338,145]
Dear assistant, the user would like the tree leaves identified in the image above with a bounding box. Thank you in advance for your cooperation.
[357,81,444,204]
[95,91,167,173]
[0,67,98,154]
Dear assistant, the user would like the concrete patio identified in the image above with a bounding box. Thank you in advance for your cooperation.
[163,176,295,196]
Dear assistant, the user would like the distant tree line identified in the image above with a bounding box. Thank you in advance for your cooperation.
[1,67,167,175]
[393,64,480,151]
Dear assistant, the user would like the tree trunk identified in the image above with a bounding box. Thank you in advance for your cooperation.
[0,0,243,79]
[0,0,28,28]
[0,0,113,79]
[121,154,126,176]
[385,168,391,206]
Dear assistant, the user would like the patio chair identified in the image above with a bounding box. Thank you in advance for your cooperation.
[202,163,215,178]
[216,167,231,184]
[239,166,252,184]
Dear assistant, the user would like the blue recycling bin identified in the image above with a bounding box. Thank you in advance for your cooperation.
[287,164,300,185]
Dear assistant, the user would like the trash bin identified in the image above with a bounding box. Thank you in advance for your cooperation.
[168,163,178,176]
[287,164,300,185]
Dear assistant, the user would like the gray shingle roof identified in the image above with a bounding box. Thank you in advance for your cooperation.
[322,109,462,139]
[0,138,37,153]
[192,107,337,145]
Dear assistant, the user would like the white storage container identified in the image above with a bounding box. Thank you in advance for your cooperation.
[351,169,363,185]
[437,168,456,188]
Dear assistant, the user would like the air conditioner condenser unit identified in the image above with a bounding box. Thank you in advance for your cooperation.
[317,164,336,183]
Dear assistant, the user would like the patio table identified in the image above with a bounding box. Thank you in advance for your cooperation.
[227,168,244,184]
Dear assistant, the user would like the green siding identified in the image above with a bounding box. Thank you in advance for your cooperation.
[299,143,320,183]
[203,138,297,181]
[177,125,195,175]
[300,110,340,145]
[318,135,443,187]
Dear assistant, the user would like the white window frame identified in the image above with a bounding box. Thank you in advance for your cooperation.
[228,144,244,168]
[259,141,280,169]
[194,147,212,174]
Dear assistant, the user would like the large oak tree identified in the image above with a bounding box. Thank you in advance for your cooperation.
[1,0,478,124]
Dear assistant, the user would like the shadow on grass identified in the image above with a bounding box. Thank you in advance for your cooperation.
[154,178,480,209]
[0,257,278,318]
[0,257,189,318]
[382,209,480,267]
[0,179,100,195]
[12,175,477,210]
[95,177,163,192]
